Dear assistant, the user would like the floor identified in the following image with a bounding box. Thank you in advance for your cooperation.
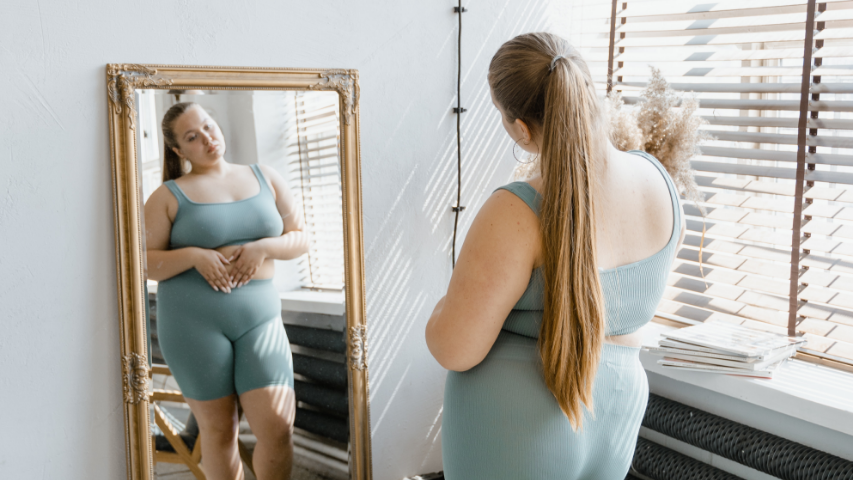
[154,451,345,480]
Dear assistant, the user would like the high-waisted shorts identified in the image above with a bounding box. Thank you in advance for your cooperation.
[442,330,648,480]
[156,269,294,401]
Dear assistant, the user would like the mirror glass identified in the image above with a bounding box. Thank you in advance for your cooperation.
[136,88,350,480]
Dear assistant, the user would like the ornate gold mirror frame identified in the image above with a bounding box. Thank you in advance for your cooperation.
[106,64,370,480]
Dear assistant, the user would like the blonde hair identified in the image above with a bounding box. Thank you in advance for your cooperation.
[488,32,608,430]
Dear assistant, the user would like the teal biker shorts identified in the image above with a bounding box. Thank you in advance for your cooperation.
[156,269,294,401]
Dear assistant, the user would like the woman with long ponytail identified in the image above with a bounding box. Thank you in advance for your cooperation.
[159,101,194,182]
[426,32,684,479]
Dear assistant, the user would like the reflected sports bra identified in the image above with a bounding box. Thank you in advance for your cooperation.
[164,164,284,250]
[497,150,681,337]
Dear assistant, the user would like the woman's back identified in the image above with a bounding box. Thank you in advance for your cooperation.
[502,149,683,339]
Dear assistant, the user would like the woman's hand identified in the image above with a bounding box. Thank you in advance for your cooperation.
[192,248,233,293]
[229,240,268,287]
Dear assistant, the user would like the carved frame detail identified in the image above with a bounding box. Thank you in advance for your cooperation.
[350,325,368,370]
[106,64,370,480]
[122,353,151,404]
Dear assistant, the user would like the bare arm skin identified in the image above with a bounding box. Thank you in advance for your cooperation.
[425,190,541,372]
[144,185,234,292]
[228,164,310,287]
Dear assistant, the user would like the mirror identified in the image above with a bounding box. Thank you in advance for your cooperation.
[107,65,369,480]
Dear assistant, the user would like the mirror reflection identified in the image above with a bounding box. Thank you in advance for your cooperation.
[138,88,349,480]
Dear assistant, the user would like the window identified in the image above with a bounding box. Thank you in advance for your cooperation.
[587,0,853,368]
[286,91,345,291]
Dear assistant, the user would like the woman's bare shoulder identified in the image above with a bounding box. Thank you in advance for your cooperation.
[256,164,286,183]
[467,188,541,262]
[146,183,176,205]
[603,149,675,254]
[257,163,288,193]
[144,183,179,219]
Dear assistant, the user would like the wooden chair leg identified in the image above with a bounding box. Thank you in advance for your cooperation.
[153,403,207,480]
[191,434,202,464]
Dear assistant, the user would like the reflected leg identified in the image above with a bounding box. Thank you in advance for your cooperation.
[240,386,296,480]
[185,394,245,480]
[233,316,295,480]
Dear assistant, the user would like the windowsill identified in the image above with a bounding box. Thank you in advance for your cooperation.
[279,289,345,316]
[640,319,853,439]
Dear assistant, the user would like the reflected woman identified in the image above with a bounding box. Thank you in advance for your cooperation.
[144,102,308,480]
[425,33,685,479]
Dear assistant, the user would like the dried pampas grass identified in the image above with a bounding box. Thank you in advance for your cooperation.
[510,152,540,181]
[606,66,712,207]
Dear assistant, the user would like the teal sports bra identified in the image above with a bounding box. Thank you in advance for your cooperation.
[497,150,681,337]
[164,164,284,250]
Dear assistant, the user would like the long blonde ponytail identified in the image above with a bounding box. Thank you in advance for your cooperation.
[488,33,608,430]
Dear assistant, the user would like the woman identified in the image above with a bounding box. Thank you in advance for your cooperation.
[425,33,685,479]
[144,102,308,480]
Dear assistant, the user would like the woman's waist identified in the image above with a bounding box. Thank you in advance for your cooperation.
[159,268,275,293]
[502,309,644,347]
[162,243,276,279]
[483,330,641,365]
[214,244,275,279]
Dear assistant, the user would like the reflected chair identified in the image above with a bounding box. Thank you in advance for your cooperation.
[149,363,255,479]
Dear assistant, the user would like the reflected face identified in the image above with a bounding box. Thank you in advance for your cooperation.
[171,105,226,166]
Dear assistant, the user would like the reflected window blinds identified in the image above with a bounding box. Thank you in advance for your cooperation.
[585,0,853,366]
[287,91,345,291]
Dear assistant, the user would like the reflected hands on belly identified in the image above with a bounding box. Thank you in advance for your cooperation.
[228,240,268,288]
[192,248,233,293]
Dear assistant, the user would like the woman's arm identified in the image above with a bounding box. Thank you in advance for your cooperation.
[145,185,234,292]
[257,164,309,260]
[229,165,310,286]
[425,190,541,372]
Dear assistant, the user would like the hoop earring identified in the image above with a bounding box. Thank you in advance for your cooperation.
[513,140,539,165]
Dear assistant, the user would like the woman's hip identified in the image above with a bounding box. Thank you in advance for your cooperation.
[442,333,648,470]
[444,333,647,415]
[156,268,281,337]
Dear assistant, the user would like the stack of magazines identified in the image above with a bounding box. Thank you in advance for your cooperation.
[644,322,807,378]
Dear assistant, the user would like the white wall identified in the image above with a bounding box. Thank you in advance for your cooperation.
[0,1,571,478]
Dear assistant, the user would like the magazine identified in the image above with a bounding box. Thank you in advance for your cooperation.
[660,322,806,358]
[653,345,797,371]
[646,345,752,362]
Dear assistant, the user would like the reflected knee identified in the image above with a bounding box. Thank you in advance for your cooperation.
[258,418,294,447]
[200,420,240,446]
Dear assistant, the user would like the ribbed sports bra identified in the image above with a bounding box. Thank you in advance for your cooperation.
[497,150,681,337]
[164,164,284,250]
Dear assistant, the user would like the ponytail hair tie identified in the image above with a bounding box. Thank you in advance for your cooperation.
[549,55,565,73]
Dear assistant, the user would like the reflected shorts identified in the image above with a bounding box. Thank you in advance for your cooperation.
[156,269,294,401]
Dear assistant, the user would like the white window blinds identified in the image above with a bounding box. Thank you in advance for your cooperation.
[598,0,853,367]
[285,91,345,291]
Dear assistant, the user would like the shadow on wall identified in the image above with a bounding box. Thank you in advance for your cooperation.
[364,0,552,476]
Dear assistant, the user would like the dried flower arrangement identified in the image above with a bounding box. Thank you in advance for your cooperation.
[606,66,712,207]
